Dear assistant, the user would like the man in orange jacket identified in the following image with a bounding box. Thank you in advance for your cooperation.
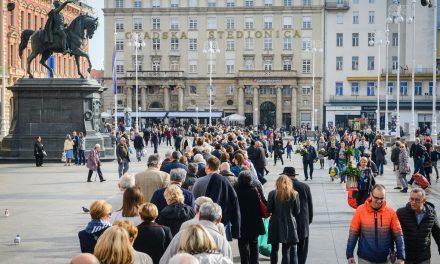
[346,184,405,264]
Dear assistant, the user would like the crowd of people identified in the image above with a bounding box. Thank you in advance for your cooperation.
[67,124,440,264]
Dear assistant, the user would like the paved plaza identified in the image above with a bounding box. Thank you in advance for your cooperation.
[1,142,440,264]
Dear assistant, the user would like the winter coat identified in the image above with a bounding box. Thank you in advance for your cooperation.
[267,190,300,244]
[292,179,313,239]
[86,149,100,171]
[134,135,145,149]
[249,146,267,169]
[220,170,238,187]
[161,160,188,174]
[133,222,173,264]
[399,149,410,174]
[235,185,265,239]
[396,202,440,262]
[157,203,195,236]
[34,142,44,156]
[302,145,317,162]
[391,146,400,165]
[78,227,108,254]
[375,145,386,162]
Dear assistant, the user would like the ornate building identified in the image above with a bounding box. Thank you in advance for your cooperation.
[102,0,324,129]
[0,0,93,135]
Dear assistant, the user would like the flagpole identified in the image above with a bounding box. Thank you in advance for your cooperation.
[113,27,117,157]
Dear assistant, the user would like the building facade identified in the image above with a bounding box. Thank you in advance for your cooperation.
[324,0,440,133]
[102,0,324,129]
[0,0,93,135]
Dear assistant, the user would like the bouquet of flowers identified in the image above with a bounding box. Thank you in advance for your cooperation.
[344,161,361,191]
[295,145,308,156]
[318,148,327,157]
[344,146,355,158]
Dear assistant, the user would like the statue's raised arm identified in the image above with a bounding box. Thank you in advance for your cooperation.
[43,0,75,53]
[53,0,74,13]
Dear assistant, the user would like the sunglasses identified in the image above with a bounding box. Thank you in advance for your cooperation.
[372,195,385,201]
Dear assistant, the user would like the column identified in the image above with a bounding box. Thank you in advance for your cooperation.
[276,86,282,130]
[177,85,184,111]
[291,86,298,127]
[162,85,170,111]
[141,86,147,110]
[237,86,244,116]
[253,86,259,127]
[126,86,133,110]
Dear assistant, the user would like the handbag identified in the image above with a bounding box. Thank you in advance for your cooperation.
[256,187,270,218]
[258,219,272,257]
[61,152,66,162]
[42,150,47,157]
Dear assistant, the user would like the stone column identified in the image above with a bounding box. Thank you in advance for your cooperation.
[126,86,133,110]
[276,86,283,130]
[141,86,147,110]
[237,86,244,116]
[177,85,184,111]
[162,85,170,111]
[253,86,259,127]
[291,86,298,127]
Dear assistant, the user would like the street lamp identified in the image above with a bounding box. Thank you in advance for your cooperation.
[431,0,438,145]
[128,32,145,130]
[203,38,220,126]
[369,37,383,132]
[408,0,417,141]
[306,41,323,132]
[385,24,390,135]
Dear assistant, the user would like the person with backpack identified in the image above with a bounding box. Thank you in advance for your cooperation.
[391,141,402,190]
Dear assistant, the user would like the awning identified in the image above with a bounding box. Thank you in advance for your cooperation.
[168,111,223,118]
[115,111,167,118]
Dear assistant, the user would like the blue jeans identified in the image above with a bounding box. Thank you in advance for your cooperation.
[255,168,267,185]
[376,161,384,175]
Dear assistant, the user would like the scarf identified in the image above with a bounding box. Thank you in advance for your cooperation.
[85,219,112,234]
[121,144,128,158]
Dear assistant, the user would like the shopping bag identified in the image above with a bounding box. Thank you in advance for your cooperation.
[141,149,147,157]
[61,152,66,162]
[347,191,358,209]
[258,218,272,257]
[129,147,135,154]
[412,171,429,189]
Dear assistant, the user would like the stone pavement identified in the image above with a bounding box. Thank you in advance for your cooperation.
[1,143,440,264]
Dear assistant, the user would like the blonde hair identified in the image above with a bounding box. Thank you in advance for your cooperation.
[360,157,369,163]
[178,224,217,254]
[89,200,112,220]
[275,175,297,203]
[164,185,184,205]
[94,226,134,264]
[139,202,159,222]
[113,220,138,243]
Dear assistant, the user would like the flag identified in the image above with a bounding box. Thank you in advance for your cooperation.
[112,47,117,95]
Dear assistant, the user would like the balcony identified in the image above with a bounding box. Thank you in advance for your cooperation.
[328,94,439,103]
[126,71,185,78]
[237,70,297,78]
[325,1,349,10]
[381,67,437,76]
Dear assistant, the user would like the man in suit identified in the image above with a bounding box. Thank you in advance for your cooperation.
[282,166,314,264]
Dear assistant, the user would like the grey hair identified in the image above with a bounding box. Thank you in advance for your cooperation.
[170,168,187,183]
[411,187,426,198]
[147,154,161,168]
[194,196,213,212]
[165,150,173,158]
[415,138,420,143]
[94,144,101,149]
[119,173,135,190]
[199,202,222,222]
[193,154,205,164]
[220,162,230,172]
[168,253,200,264]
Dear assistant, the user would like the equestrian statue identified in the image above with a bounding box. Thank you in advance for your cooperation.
[19,0,98,79]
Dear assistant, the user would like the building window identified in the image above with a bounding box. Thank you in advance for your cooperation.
[133,57,143,71]
[170,17,179,30]
[283,37,292,50]
[226,62,235,74]
[115,0,124,8]
[226,40,235,51]
[367,82,375,96]
[244,58,254,70]
[368,11,375,24]
[429,81,433,96]
[116,65,124,73]
[245,37,254,50]
[152,38,160,50]
[336,82,343,96]
[152,0,160,7]
[353,11,359,24]
[392,33,398,46]
[283,59,292,71]
[171,0,179,7]
[302,60,311,73]
[283,16,293,29]
[264,16,273,29]
[351,82,359,95]
[259,87,267,95]
[283,86,292,95]
[368,32,375,46]
[152,18,160,30]
[400,81,408,96]
[190,85,197,94]
[188,17,198,30]
[337,13,344,24]
[284,0,292,6]
[134,0,142,8]
[302,87,311,95]
[368,56,375,70]
[415,82,422,96]
[352,33,359,47]
[207,0,216,7]
[336,56,343,71]
[302,16,312,29]
[226,86,235,96]
[369,0,375,3]
[392,56,398,70]
[152,61,161,71]
[336,33,343,47]
[245,86,253,95]
[170,60,179,71]
[226,17,235,30]
[171,38,179,50]
[117,86,124,94]
[245,17,254,30]
[302,38,311,50]
[207,17,217,29]
[207,62,216,73]
[264,38,273,50]
[116,40,124,51]
[264,0,273,6]
[388,82,393,95]
[245,0,254,7]
[189,38,198,50]
[115,18,124,30]
[133,18,143,30]
[189,61,198,73]
[303,0,311,6]
[264,59,273,71]
[226,0,235,7]
[352,56,359,70]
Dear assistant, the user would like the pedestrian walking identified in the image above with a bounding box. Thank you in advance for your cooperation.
[375,140,386,176]
[64,134,74,166]
[398,144,410,193]
[34,136,45,167]
[391,141,402,189]
[78,132,86,165]
[86,144,106,182]
[133,131,145,162]
[116,137,130,178]
[302,139,317,181]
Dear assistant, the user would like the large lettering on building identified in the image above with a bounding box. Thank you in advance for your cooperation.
[124,30,301,40]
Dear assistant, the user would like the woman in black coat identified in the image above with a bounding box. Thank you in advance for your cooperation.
[235,170,265,264]
[134,203,173,264]
[273,134,284,165]
[34,136,45,167]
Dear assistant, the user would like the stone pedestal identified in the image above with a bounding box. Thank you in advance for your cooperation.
[0,79,114,161]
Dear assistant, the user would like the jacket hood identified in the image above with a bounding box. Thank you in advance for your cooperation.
[161,203,193,220]
[220,170,235,177]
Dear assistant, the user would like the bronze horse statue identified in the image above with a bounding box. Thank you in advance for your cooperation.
[19,14,98,79]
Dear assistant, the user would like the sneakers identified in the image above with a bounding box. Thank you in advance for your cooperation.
[400,188,408,193]
[394,186,402,190]
[100,179,106,182]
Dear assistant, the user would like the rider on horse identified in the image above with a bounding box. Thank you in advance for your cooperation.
[43,0,74,54]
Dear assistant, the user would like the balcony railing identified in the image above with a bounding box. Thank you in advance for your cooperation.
[329,94,439,102]
[126,71,185,78]
[381,67,437,76]
[237,70,297,78]
[325,1,349,10]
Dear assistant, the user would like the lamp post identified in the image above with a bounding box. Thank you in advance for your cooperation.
[306,41,323,132]
[407,0,417,141]
[385,23,390,135]
[431,0,438,145]
[203,38,220,126]
[369,37,383,132]
[128,33,145,130]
